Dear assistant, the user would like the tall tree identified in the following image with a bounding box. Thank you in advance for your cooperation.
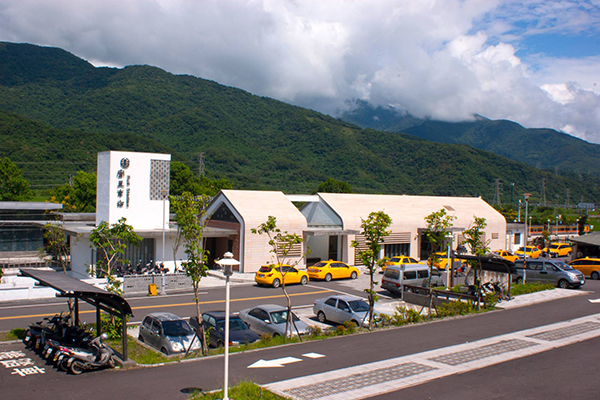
[423,209,456,318]
[252,216,308,339]
[170,161,232,197]
[351,211,392,330]
[41,222,71,275]
[89,217,141,295]
[50,171,97,213]
[461,216,490,309]
[170,192,211,354]
[0,157,32,201]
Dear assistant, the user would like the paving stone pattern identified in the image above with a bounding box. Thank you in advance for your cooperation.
[427,339,538,366]
[283,362,437,400]
[526,321,600,341]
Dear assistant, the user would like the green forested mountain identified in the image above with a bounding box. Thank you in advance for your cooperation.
[341,100,600,176]
[1,41,599,205]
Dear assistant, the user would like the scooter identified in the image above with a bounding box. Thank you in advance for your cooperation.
[63,333,117,375]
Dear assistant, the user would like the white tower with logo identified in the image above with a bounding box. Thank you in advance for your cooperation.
[96,151,171,230]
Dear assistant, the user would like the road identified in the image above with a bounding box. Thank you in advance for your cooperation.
[2,273,599,399]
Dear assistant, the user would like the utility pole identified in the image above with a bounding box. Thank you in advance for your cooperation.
[565,189,570,208]
[493,179,502,206]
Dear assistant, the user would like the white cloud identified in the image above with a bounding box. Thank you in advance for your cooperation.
[0,0,598,142]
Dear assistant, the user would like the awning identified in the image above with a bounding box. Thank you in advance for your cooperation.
[570,232,600,246]
[20,268,132,317]
[455,255,517,274]
[19,268,133,360]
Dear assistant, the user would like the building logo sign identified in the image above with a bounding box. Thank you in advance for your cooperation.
[116,157,131,209]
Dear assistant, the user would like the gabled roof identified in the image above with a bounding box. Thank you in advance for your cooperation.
[211,190,307,229]
[316,193,504,230]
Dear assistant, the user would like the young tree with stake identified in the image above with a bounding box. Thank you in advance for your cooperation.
[351,211,392,330]
[252,216,308,340]
[170,192,211,355]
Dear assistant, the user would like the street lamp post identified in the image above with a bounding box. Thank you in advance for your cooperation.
[523,193,531,284]
[161,189,168,295]
[216,252,239,400]
[446,233,453,289]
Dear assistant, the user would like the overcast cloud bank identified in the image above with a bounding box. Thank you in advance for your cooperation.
[1,0,599,142]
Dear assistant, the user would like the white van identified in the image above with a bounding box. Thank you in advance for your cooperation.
[381,264,444,295]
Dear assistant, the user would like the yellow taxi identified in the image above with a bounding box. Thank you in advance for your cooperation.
[382,255,421,272]
[569,258,600,280]
[427,252,453,270]
[514,246,542,259]
[544,242,573,258]
[307,260,359,281]
[254,264,309,288]
[492,249,519,263]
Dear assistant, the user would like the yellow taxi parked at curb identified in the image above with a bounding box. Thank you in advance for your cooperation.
[254,264,309,288]
[307,260,359,281]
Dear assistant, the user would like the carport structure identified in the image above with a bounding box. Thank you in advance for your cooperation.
[19,268,133,360]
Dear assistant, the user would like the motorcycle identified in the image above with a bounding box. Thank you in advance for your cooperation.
[63,333,117,375]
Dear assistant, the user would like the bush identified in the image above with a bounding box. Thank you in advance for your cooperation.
[306,325,323,338]
[343,320,358,334]
[100,313,125,339]
[511,282,554,296]
[436,300,475,317]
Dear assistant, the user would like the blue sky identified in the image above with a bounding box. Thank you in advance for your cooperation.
[0,0,599,142]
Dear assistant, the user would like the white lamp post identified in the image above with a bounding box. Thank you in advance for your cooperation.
[161,189,168,295]
[216,252,239,400]
[523,193,531,284]
[446,233,453,289]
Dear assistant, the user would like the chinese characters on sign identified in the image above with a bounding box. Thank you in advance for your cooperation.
[116,158,131,209]
[0,350,45,377]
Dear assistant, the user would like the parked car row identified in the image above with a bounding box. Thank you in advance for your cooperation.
[137,293,380,354]
[255,260,360,287]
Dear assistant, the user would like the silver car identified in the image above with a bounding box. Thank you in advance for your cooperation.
[313,295,378,327]
[138,312,201,355]
[239,304,310,337]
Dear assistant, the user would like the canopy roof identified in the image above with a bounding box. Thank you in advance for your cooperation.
[19,268,133,317]
[456,255,517,274]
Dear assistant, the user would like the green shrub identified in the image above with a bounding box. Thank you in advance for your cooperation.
[306,325,322,338]
[343,320,358,334]
[334,325,347,335]
[511,282,554,296]
[436,300,474,317]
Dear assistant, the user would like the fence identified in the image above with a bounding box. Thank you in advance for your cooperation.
[122,273,192,294]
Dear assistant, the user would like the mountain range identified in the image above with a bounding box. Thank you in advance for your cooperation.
[0,41,598,205]
[341,100,600,176]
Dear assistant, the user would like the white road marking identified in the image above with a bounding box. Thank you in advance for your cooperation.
[303,352,325,359]
[248,357,303,368]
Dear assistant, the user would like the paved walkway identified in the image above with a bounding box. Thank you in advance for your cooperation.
[265,312,600,399]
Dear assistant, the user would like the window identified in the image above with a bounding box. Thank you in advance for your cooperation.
[385,243,410,258]
[337,300,350,312]
[249,309,269,321]
[384,269,400,279]
[143,316,153,329]
[325,298,337,307]
[404,271,417,280]
[514,233,521,245]
[417,270,428,279]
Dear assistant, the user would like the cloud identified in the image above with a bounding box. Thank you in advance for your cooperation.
[0,0,598,142]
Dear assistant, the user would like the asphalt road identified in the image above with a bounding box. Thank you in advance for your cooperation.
[0,276,373,331]
[2,274,599,399]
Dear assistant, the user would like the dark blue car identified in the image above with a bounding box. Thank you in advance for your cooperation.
[198,311,260,348]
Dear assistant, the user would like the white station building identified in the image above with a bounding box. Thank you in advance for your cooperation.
[66,151,507,277]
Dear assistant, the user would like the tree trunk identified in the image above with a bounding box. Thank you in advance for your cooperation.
[194,284,208,355]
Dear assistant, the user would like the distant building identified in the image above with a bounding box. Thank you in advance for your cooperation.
[0,202,62,268]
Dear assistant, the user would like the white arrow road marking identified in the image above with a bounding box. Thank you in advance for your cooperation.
[302,352,325,359]
[248,357,302,368]
[589,299,600,303]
